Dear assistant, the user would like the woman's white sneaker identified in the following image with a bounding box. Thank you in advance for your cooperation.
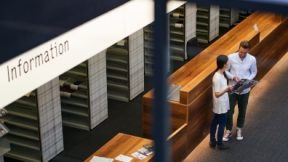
[223,130,232,142]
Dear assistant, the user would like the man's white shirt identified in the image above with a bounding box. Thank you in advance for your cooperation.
[226,52,257,94]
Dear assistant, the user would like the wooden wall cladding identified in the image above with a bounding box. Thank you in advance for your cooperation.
[143,97,187,138]
[251,19,288,80]
[142,12,284,162]
[168,124,188,162]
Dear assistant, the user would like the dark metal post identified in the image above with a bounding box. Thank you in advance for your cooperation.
[152,0,170,162]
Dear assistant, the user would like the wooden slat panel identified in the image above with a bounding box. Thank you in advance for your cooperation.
[251,19,288,80]
[168,124,188,162]
[143,97,187,138]
[179,64,215,105]
[186,87,213,150]
[142,97,153,138]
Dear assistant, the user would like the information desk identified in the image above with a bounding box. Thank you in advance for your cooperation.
[84,133,153,162]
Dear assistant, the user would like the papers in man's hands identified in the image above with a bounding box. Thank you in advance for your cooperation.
[232,79,258,93]
[89,156,113,162]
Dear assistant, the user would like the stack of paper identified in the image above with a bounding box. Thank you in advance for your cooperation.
[131,144,154,160]
[90,156,113,162]
[115,154,133,162]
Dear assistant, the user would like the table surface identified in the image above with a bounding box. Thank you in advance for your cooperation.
[84,133,153,162]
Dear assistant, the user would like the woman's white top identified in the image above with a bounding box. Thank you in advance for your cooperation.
[212,71,230,114]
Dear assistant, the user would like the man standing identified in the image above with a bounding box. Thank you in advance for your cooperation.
[223,40,257,141]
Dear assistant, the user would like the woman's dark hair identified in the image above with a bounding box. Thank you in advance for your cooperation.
[216,55,228,71]
[216,55,228,79]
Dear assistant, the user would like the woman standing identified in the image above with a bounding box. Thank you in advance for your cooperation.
[210,55,232,150]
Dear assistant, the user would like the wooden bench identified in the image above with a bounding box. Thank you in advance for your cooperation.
[143,12,284,162]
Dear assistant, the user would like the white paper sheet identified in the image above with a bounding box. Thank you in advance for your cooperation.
[115,154,133,162]
[89,156,113,162]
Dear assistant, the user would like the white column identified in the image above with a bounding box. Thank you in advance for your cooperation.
[129,29,145,100]
[209,5,220,41]
[88,50,108,129]
[37,78,63,162]
[231,8,240,25]
[185,3,197,59]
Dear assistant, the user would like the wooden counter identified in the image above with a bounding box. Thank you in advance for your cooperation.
[144,12,282,100]
[84,133,153,162]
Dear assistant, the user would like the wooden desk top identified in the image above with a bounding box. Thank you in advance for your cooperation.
[84,133,153,162]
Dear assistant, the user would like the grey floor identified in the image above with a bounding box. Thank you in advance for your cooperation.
[184,52,288,162]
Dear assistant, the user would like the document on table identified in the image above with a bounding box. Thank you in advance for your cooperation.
[131,152,147,160]
[89,156,113,162]
[115,154,133,162]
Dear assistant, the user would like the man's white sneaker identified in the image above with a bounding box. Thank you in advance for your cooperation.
[223,130,232,142]
[236,128,244,141]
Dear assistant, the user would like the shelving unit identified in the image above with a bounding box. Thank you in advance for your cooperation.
[2,91,42,162]
[239,10,252,21]
[219,8,239,35]
[196,6,219,46]
[0,138,10,162]
[144,25,154,76]
[219,8,231,35]
[106,39,130,102]
[60,62,90,130]
[196,7,210,45]
[170,5,186,62]
[229,10,253,28]
[144,5,190,76]
[2,78,64,162]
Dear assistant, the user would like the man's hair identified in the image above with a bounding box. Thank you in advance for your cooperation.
[239,40,250,49]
